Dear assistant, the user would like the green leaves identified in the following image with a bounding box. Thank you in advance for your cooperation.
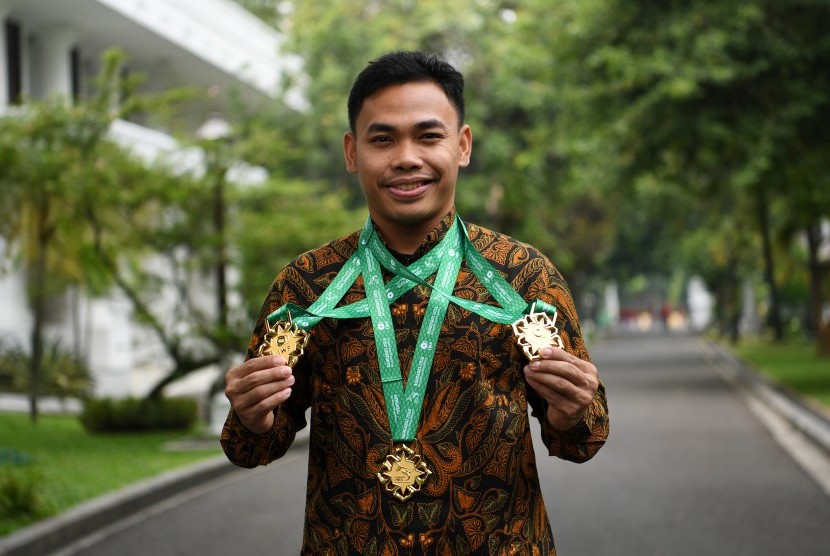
[234,1,828,343]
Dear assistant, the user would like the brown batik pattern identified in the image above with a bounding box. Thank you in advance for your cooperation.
[221,210,609,555]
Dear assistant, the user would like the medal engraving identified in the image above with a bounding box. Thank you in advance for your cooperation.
[257,318,310,367]
[511,304,564,360]
[377,444,432,501]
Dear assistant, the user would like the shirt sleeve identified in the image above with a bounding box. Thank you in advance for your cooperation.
[219,272,312,468]
[528,261,610,463]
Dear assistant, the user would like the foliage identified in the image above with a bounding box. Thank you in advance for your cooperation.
[0,337,93,400]
[734,337,830,409]
[0,466,51,523]
[0,412,218,535]
[228,0,830,347]
[80,396,199,433]
[0,49,204,418]
[223,2,583,277]
[233,177,367,316]
[536,0,830,342]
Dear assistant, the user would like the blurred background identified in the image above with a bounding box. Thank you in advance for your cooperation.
[0,0,828,543]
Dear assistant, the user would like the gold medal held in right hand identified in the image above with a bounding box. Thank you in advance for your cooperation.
[256,313,310,367]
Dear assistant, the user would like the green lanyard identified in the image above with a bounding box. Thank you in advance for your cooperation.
[265,215,559,441]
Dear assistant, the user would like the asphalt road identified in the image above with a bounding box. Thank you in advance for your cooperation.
[55,334,830,555]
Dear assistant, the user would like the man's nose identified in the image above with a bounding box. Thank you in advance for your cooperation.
[393,140,422,170]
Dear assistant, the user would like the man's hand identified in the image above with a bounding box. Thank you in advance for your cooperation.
[225,355,294,434]
[523,346,599,432]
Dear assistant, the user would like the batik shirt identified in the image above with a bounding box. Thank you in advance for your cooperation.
[221,210,609,555]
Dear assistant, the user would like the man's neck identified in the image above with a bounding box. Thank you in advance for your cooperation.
[376,223,431,255]
[373,212,450,255]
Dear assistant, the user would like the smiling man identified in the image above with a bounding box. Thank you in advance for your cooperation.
[221,51,609,555]
[343,80,471,253]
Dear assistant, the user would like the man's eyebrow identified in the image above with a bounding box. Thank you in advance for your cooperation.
[414,119,448,130]
[364,119,449,134]
[366,122,396,133]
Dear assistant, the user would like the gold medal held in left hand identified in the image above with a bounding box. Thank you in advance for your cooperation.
[377,444,432,501]
[511,303,564,361]
[256,313,310,367]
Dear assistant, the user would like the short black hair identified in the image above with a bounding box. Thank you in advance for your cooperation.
[347,51,465,132]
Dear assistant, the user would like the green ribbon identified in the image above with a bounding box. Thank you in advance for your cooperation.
[265,215,558,441]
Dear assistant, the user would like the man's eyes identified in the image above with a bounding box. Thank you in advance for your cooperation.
[369,131,444,144]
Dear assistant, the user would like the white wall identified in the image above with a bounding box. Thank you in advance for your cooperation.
[0,244,33,349]
[0,1,10,106]
[687,276,714,332]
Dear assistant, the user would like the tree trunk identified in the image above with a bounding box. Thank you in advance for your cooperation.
[713,259,741,345]
[805,223,830,357]
[726,271,741,345]
[28,208,50,423]
[757,186,783,341]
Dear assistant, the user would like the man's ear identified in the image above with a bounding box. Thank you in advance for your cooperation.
[458,124,472,168]
[343,131,358,174]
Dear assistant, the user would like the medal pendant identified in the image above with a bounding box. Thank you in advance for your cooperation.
[511,303,564,361]
[377,444,432,501]
[256,317,310,367]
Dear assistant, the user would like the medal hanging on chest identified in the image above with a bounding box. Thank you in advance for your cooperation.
[361,220,464,501]
[259,215,566,500]
[377,444,433,501]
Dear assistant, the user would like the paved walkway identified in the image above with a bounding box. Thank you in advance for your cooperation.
[2,334,829,555]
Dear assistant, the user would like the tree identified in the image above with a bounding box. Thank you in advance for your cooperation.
[234,0,830,347]
[540,0,830,345]
[0,50,153,420]
[0,48,247,417]
[233,0,618,281]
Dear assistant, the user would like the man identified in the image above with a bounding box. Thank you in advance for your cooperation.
[222,51,609,555]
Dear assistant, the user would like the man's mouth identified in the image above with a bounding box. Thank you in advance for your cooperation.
[384,177,437,196]
[392,180,430,191]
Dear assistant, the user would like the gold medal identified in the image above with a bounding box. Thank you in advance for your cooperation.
[377,444,432,501]
[256,313,310,367]
[511,303,564,360]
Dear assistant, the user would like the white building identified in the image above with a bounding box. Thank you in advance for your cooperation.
[0,0,294,401]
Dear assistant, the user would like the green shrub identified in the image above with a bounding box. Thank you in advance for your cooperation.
[0,467,50,520]
[0,337,94,400]
[80,396,198,433]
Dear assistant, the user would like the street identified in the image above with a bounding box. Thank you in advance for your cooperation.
[55,334,830,555]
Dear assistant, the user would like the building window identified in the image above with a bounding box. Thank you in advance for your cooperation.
[70,46,80,101]
[5,19,22,104]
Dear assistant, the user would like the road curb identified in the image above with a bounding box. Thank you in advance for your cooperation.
[0,432,310,556]
[702,340,830,456]
[0,456,237,556]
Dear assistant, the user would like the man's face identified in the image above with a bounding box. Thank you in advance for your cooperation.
[344,81,472,239]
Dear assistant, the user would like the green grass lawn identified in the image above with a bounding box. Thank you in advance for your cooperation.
[0,412,221,536]
[734,338,830,411]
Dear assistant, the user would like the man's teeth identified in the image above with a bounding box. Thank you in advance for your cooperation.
[395,182,426,190]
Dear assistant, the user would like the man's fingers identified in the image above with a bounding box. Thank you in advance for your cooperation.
[224,354,295,429]
[230,375,295,430]
[526,370,594,407]
[536,346,591,370]
[231,372,294,403]
[227,356,291,390]
[525,368,580,399]
[235,355,289,377]
[527,359,593,388]
[528,348,598,383]
[238,380,293,413]
[524,349,599,412]
[238,364,293,391]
